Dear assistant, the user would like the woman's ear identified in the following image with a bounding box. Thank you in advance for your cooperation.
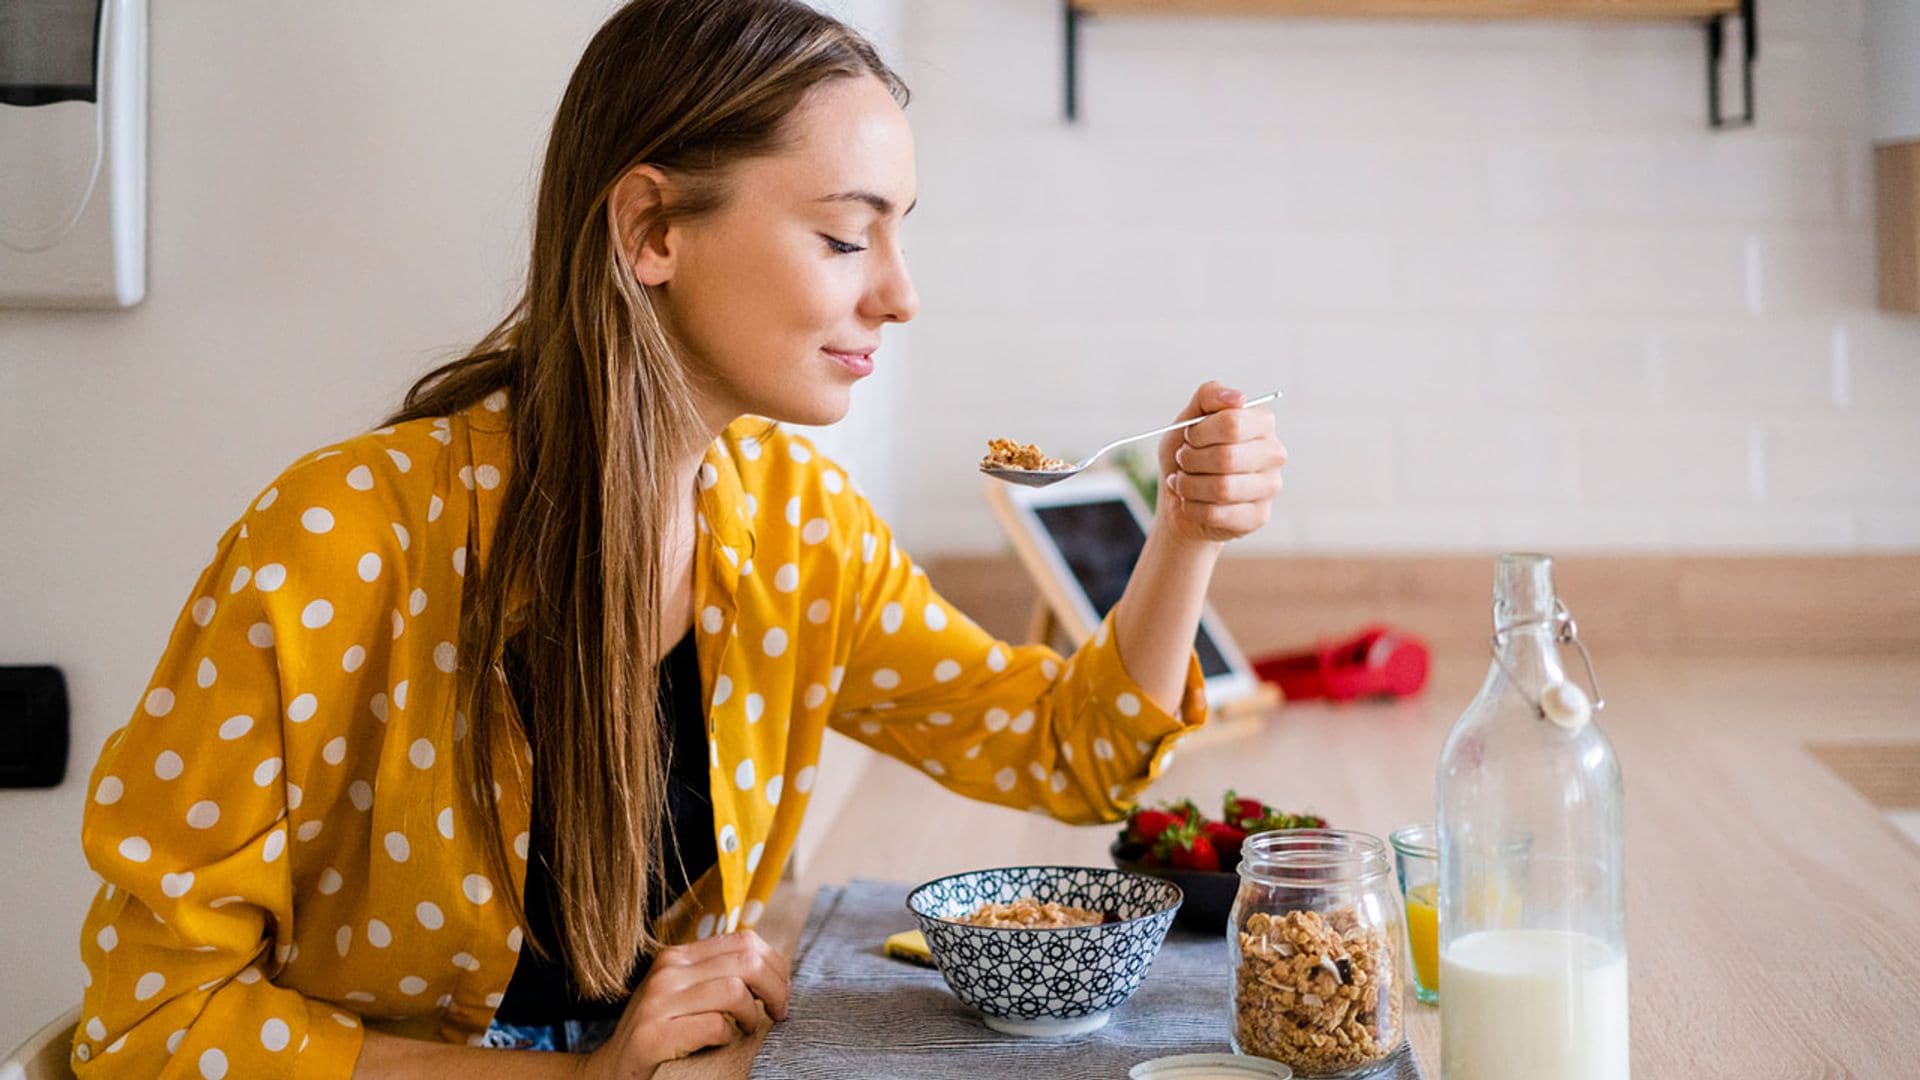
[608,164,677,286]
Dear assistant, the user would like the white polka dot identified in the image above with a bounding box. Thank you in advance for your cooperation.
[416,902,444,930]
[452,952,480,971]
[399,975,428,996]
[428,494,444,521]
[746,693,765,724]
[255,565,290,595]
[871,668,900,690]
[410,739,436,769]
[318,868,343,895]
[315,736,344,766]
[514,832,529,860]
[393,680,409,709]
[1010,710,1035,735]
[199,1047,227,1079]
[801,518,830,545]
[804,683,827,709]
[734,759,756,790]
[874,604,903,635]
[718,824,738,853]
[226,566,252,594]
[1029,762,1049,782]
[823,470,844,493]
[286,693,317,723]
[97,925,119,953]
[765,775,783,806]
[712,675,733,707]
[385,832,411,862]
[995,767,1018,792]
[985,708,1010,732]
[774,563,800,592]
[789,442,813,463]
[350,780,374,810]
[459,465,474,489]
[1159,751,1177,771]
[253,757,282,786]
[154,751,184,781]
[463,875,494,905]
[191,597,217,627]
[986,648,1008,673]
[697,914,717,940]
[259,1017,291,1052]
[212,713,254,742]
[186,801,220,830]
[384,447,412,473]
[353,552,383,584]
[507,927,523,952]
[807,599,830,624]
[933,659,961,683]
[1094,738,1116,761]
[255,487,278,511]
[858,719,882,736]
[701,606,724,633]
[248,622,274,648]
[922,759,946,777]
[483,389,508,412]
[340,644,366,673]
[133,970,165,1002]
[795,765,817,794]
[297,820,323,842]
[94,776,123,805]
[346,466,374,492]
[392,522,411,550]
[1116,692,1142,717]
[367,919,392,947]
[1052,770,1070,794]
[742,898,766,927]
[1096,620,1111,646]
[747,843,766,872]
[194,657,218,689]
[301,507,335,534]
[391,610,405,639]
[369,693,389,721]
[784,496,802,526]
[475,464,501,490]
[408,588,428,617]
[263,829,286,862]
[697,462,719,490]
[763,627,788,657]
[85,1016,106,1041]
[144,688,175,717]
[301,599,334,629]
[862,533,879,562]
[434,807,455,840]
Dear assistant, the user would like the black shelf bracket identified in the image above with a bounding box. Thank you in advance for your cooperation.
[1064,0,1760,131]
[1707,0,1758,129]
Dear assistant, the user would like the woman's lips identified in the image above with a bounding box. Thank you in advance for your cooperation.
[823,348,875,376]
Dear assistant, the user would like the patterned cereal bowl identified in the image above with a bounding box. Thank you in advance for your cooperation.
[906,865,1183,1037]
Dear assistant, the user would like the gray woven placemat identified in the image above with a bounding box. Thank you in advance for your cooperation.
[749,879,1425,1080]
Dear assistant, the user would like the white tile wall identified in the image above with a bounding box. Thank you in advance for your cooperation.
[885,0,1920,555]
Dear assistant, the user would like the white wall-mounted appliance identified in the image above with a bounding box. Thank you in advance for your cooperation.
[0,0,147,309]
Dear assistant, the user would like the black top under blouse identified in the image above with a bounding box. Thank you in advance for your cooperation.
[491,627,717,1024]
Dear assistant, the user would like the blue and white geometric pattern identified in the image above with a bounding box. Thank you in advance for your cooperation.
[906,866,1182,1023]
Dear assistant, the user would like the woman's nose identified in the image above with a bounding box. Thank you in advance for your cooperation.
[867,248,918,324]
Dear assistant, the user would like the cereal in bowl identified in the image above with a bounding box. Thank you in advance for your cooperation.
[959,896,1105,929]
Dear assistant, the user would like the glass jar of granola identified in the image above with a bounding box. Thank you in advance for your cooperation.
[1229,829,1407,1078]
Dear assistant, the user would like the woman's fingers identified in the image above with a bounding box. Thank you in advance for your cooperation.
[1169,469,1282,505]
[1173,438,1287,476]
[675,937,792,1021]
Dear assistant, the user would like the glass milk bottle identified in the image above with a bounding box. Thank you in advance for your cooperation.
[1436,554,1628,1080]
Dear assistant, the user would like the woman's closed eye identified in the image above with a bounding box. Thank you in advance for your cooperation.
[821,234,867,255]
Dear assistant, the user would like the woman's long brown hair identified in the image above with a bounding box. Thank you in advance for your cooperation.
[384,0,906,999]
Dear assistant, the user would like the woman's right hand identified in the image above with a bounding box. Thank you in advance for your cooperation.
[576,930,792,1080]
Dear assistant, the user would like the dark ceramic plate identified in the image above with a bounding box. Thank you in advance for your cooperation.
[1109,840,1238,935]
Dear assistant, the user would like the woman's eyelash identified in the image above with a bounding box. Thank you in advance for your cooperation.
[822,235,867,254]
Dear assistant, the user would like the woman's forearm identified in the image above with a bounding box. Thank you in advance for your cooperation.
[354,1029,591,1079]
[1109,513,1224,715]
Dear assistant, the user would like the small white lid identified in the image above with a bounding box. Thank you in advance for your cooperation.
[1129,1053,1293,1079]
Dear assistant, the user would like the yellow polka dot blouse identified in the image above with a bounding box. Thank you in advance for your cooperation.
[72,393,1209,1075]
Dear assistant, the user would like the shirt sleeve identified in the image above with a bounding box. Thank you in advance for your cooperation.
[825,492,1210,826]
[73,519,365,1078]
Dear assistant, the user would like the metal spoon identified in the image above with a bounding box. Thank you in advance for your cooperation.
[979,389,1282,488]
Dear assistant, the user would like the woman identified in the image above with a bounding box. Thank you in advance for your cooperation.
[72,1,1285,1076]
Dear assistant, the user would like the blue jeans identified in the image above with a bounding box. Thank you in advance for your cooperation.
[480,1017,619,1053]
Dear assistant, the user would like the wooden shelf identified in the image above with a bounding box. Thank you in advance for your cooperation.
[1061,0,1756,126]
[1073,0,1739,19]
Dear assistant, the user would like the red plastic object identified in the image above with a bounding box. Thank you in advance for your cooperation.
[1252,625,1431,703]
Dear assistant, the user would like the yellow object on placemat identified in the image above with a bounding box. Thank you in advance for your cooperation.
[883,928,936,968]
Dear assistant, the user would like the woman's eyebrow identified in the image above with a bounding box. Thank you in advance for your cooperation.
[813,190,918,217]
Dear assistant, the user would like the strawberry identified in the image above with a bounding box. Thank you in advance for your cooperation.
[1223,789,1266,828]
[1203,820,1249,855]
[1248,807,1328,832]
[1124,807,1183,848]
[1153,817,1222,873]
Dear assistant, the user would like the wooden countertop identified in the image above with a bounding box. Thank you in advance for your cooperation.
[664,651,1920,1077]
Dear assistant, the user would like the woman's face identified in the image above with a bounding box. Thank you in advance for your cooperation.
[653,74,918,431]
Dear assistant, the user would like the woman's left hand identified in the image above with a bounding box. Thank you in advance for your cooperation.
[1156,381,1286,545]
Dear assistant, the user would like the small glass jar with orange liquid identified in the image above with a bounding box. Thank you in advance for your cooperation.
[1389,824,1440,1005]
